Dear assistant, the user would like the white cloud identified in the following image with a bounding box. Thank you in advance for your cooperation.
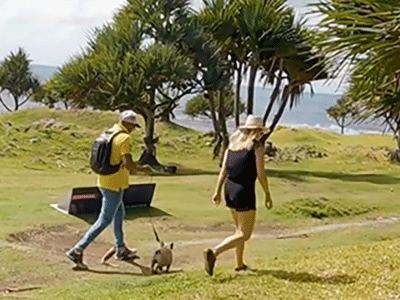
[0,0,317,66]
[0,0,127,65]
[0,0,344,94]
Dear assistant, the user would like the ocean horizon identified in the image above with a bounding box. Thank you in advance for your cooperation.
[0,82,387,136]
[172,86,386,136]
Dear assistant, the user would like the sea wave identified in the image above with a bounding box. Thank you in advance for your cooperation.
[277,122,386,136]
[173,113,388,136]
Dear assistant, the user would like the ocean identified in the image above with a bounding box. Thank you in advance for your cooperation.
[0,85,385,136]
[172,86,385,135]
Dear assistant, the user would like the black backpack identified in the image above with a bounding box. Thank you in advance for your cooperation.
[90,129,124,175]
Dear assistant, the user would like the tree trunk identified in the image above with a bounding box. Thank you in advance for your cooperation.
[209,91,222,159]
[218,90,229,166]
[234,63,243,128]
[396,131,400,152]
[208,91,220,134]
[247,64,257,115]
[340,116,345,134]
[159,110,171,123]
[263,84,291,142]
[262,69,283,125]
[14,97,19,111]
[138,90,161,167]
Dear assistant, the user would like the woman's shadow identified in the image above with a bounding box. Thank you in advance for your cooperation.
[247,268,355,285]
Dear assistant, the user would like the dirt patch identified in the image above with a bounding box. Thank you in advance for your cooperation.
[2,221,284,276]
[2,216,399,296]
[5,224,117,263]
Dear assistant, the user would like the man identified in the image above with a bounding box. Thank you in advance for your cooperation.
[66,110,150,269]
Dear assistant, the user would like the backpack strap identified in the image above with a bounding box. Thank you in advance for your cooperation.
[102,129,125,142]
[102,129,125,166]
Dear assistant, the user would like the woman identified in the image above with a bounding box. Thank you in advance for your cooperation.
[204,115,273,276]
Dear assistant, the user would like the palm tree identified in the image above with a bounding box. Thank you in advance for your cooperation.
[42,0,224,166]
[236,0,294,115]
[327,97,353,134]
[0,48,40,111]
[262,29,329,136]
[197,0,245,127]
[133,43,196,165]
[313,0,400,151]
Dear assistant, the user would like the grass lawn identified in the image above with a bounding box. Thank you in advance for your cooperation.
[1,108,400,299]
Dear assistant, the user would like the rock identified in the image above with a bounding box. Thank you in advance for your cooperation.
[202,131,214,137]
[44,119,56,128]
[163,165,177,174]
[265,141,278,157]
[58,125,70,131]
[32,157,45,163]
[30,138,39,144]
[164,141,175,148]
[57,160,66,168]
[179,136,191,143]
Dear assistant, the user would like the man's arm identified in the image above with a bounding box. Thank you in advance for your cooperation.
[122,154,152,174]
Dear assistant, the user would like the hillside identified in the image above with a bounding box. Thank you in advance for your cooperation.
[0,107,398,172]
[1,108,400,299]
[0,107,217,173]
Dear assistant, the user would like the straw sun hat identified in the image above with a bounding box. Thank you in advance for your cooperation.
[239,115,264,130]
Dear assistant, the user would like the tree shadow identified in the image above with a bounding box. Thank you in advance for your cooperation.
[75,206,171,224]
[266,169,400,185]
[148,164,219,177]
[124,206,172,221]
[249,268,356,285]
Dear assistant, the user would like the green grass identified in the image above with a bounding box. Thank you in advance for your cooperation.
[1,108,400,299]
[19,237,400,300]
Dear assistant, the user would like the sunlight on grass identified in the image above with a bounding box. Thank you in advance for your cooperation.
[1,108,400,299]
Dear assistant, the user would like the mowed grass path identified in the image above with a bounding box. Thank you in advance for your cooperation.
[1,108,400,299]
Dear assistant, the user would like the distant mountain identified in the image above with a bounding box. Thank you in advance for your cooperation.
[31,64,58,82]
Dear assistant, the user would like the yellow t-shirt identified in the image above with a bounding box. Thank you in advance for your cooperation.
[97,123,131,192]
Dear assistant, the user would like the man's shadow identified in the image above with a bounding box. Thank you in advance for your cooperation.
[248,268,356,284]
[73,265,182,276]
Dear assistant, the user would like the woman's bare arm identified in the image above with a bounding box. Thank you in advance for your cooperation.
[254,144,273,209]
[212,150,229,205]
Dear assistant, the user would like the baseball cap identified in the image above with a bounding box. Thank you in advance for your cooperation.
[119,110,140,127]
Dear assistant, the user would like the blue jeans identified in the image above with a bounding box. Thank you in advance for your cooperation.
[75,188,126,253]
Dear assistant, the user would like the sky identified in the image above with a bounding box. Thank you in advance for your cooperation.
[0,0,344,94]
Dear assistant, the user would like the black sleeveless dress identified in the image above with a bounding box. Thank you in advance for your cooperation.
[224,146,258,211]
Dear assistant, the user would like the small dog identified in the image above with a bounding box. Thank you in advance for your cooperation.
[100,221,174,275]
[150,221,173,274]
[151,241,174,274]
